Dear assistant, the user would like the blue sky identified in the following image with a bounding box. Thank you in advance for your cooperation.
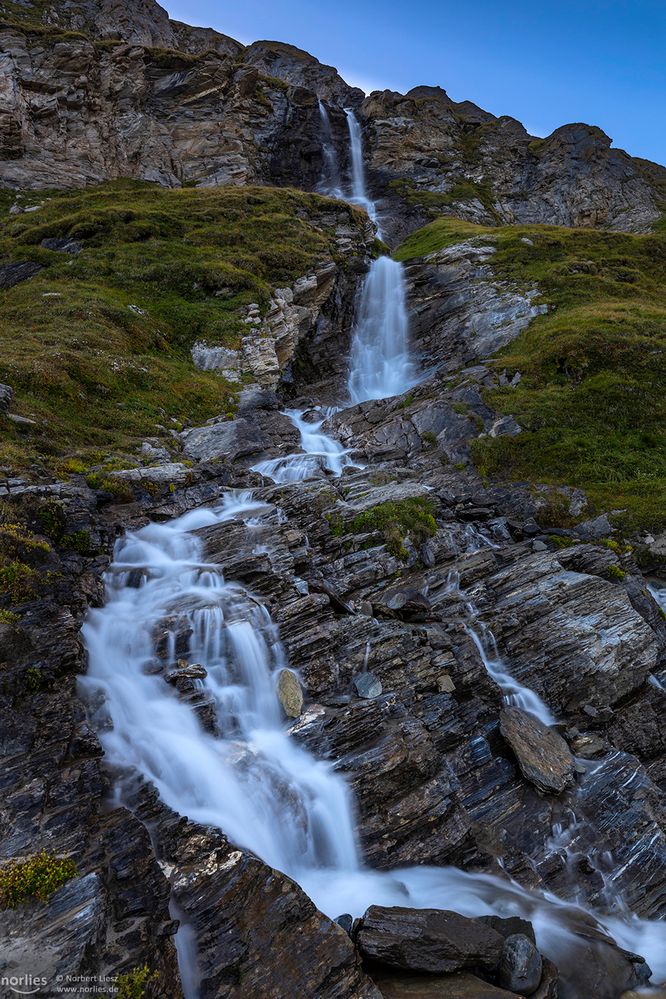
[164,1,665,165]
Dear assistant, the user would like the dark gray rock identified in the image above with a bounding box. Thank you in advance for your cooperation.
[499,934,542,995]
[371,970,522,998]
[500,706,576,794]
[0,383,13,414]
[0,260,42,290]
[352,671,383,699]
[356,905,505,974]
[41,237,83,254]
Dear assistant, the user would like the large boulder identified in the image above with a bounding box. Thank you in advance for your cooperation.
[498,933,542,994]
[356,906,505,975]
[499,706,576,794]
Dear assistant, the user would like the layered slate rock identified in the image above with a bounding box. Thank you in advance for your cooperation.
[143,798,382,999]
[356,906,505,975]
[371,971,522,998]
[2,0,663,239]
[499,707,576,795]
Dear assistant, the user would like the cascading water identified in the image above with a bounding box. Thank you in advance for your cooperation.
[344,107,380,230]
[79,98,666,999]
[82,491,666,997]
[348,256,415,404]
[447,571,557,726]
[317,100,344,198]
[251,408,357,484]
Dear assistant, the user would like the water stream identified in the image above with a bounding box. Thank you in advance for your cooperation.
[82,490,666,996]
[348,256,415,404]
[317,100,344,198]
[79,109,666,998]
[251,408,357,484]
[344,108,379,229]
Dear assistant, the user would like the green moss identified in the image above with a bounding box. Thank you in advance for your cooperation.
[599,537,633,555]
[389,177,498,222]
[34,499,67,541]
[394,216,491,261]
[607,564,627,582]
[0,608,20,625]
[397,217,666,532]
[548,534,575,549]
[0,852,78,908]
[348,496,438,560]
[0,512,51,605]
[25,666,44,692]
[0,181,362,473]
[85,473,134,503]
[421,431,437,448]
[116,966,158,999]
[61,529,95,555]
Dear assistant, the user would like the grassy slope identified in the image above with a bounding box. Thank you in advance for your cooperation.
[0,181,361,473]
[396,217,666,532]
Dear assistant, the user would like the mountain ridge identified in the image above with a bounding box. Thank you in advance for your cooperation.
[1,0,664,241]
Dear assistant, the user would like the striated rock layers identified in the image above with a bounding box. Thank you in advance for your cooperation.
[1,0,664,238]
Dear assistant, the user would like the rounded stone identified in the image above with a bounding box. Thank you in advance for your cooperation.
[277,669,303,718]
[499,933,542,995]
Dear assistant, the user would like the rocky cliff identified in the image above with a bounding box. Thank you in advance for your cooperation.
[2,3,666,999]
[1,0,664,240]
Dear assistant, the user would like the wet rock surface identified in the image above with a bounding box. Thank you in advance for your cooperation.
[499,707,575,794]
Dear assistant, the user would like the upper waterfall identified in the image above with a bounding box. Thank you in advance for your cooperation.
[348,255,415,404]
[317,100,344,198]
[344,108,380,231]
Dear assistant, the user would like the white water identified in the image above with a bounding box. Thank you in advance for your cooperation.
[348,256,415,404]
[251,408,357,484]
[344,108,380,231]
[468,624,557,727]
[82,492,666,995]
[317,100,344,198]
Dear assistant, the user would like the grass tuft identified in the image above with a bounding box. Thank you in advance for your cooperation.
[0,851,78,908]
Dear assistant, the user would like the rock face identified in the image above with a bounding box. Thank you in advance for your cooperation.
[139,794,381,999]
[356,906,505,975]
[371,970,523,998]
[362,88,662,241]
[1,0,663,239]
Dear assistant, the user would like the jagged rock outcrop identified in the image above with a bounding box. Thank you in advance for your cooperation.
[1,0,663,239]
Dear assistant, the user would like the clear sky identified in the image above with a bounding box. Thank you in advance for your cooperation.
[164,0,665,165]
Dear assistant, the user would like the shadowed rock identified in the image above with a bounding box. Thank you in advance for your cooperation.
[357,905,505,974]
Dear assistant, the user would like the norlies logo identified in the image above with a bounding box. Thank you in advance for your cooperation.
[0,975,48,996]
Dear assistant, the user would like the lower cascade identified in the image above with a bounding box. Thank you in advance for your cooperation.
[82,488,666,997]
[348,256,415,404]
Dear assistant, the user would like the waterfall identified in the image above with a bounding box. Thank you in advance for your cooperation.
[348,256,415,404]
[82,490,666,995]
[344,108,380,230]
[251,408,358,484]
[317,100,344,198]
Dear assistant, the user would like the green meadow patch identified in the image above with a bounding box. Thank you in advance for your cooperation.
[0,181,362,471]
[396,217,666,531]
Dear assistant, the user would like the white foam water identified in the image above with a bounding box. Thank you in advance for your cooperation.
[82,493,666,996]
[348,256,415,404]
[344,108,380,230]
[317,100,344,199]
[251,408,357,484]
